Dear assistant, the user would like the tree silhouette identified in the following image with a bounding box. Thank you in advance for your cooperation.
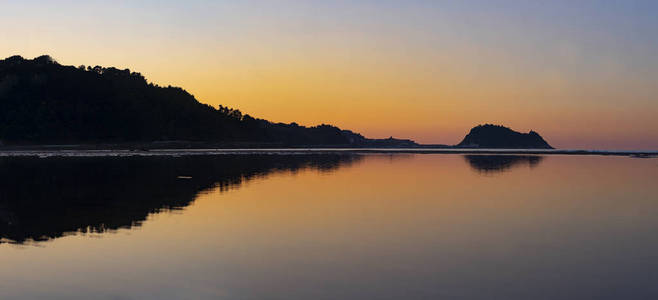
[0,55,374,146]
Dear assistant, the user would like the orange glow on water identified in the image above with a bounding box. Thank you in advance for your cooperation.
[1,154,657,298]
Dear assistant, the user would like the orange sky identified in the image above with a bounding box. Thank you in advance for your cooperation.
[1,1,657,149]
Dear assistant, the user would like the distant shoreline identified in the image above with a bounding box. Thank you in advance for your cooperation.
[0,148,655,158]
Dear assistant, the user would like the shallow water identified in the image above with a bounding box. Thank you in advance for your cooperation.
[1,154,657,299]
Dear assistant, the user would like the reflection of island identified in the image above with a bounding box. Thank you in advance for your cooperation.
[464,155,544,174]
[0,154,361,244]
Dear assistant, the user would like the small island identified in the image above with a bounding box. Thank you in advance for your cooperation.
[457,124,553,149]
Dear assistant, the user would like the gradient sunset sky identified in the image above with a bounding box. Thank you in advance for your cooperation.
[2,0,657,149]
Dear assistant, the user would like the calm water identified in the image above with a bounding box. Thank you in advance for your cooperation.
[1,154,657,299]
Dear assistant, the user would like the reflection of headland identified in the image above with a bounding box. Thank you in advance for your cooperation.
[463,155,544,174]
[0,154,361,244]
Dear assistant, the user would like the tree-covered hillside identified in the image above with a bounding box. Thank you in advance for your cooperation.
[0,55,363,146]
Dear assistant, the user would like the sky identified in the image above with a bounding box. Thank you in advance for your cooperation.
[1,0,657,149]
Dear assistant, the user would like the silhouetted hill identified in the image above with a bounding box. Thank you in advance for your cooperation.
[457,124,553,149]
[0,55,416,147]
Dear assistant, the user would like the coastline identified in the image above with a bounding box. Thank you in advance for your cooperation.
[0,148,656,158]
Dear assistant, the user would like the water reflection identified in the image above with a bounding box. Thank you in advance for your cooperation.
[1,154,657,299]
[0,154,361,244]
[464,154,544,174]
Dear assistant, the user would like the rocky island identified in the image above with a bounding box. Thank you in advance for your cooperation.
[457,124,553,149]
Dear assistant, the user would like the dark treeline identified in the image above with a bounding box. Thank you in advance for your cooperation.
[0,55,415,147]
[0,154,362,244]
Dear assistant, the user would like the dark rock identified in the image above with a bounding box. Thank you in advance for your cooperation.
[457,124,553,149]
